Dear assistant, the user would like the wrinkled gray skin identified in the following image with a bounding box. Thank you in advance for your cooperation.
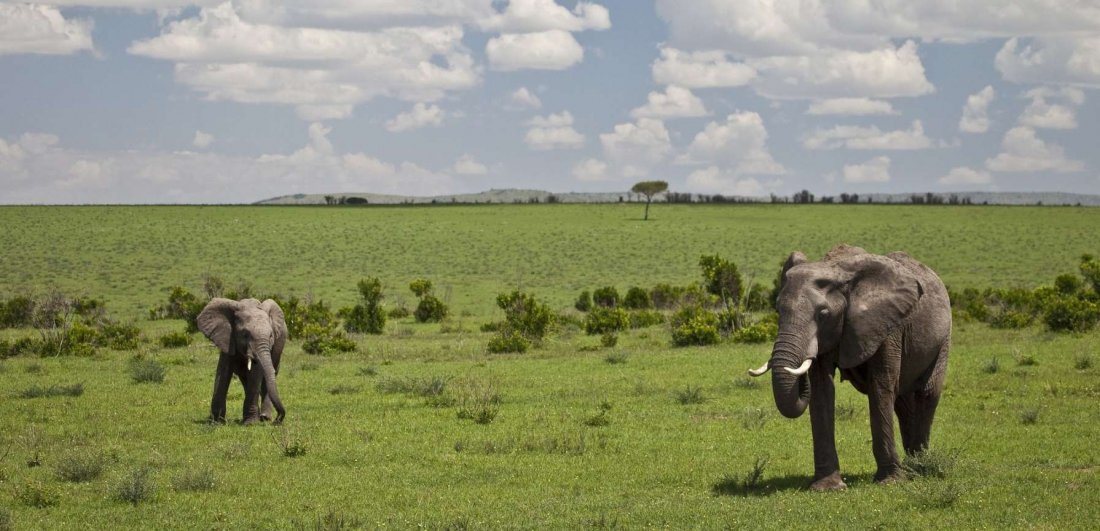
[751,245,950,491]
[198,298,287,424]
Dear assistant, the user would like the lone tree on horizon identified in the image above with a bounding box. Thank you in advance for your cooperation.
[631,180,668,221]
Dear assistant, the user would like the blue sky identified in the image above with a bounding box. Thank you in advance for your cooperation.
[1,1,1098,204]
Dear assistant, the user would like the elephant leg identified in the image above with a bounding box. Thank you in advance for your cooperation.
[808,355,845,491]
[209,353,234,423]
[867,340,904,482]
[241,365,263,425]
[897,341,949,456]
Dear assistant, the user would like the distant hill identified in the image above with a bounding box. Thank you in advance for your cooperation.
[257,189,1100,206]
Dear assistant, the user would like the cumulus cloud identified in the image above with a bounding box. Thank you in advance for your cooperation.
[959,86,995,134]
[599,118,672,177]
[996,37,1100,88]
[806,98,897,116]
[651,48,756,88]
[509,87,542,109]
[843,156,892,183]
[572,158,608,181]
[386,103,446,132]
[680,112,786,175]
[985,126,1085,173]
[0,4,94,56]
[686,166,779,197]
[524,111,585,150]
[629,85,708,119]
[1018,87,1085,130]
[939,166,993,186]
[478,0,610,33]
[486,30,584,71]
[192,130,214,149]
[452,154,488,175]
[750,41,934,100]
[0,126,455,204]
[128,3,479,119]
[803,121,933,150]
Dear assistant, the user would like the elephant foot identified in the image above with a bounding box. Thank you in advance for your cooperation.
[241,416,261,426]
[258,414,272,422]
[809,472,847,491]
[874,465,907,484]
[208,415,227,425]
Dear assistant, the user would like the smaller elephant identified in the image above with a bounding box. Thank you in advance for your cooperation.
[747,245,951,490]
[197,298,287,424]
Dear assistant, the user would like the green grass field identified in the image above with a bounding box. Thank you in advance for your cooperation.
[0,204,1098,529]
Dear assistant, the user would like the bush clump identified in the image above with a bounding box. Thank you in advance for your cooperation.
[670,306,721,347]
[629,309,665,329]
[584,307,630,335]
[700,254,743,308]
[623,287,652,310]
[158,331,192,348]
[1044,297,1100,333]
[488,291,553,353]
[592,287,620,308]
[342,278,386,334]
[130,358,167,384]
[301,323,357,355]
[409,278,449,323]
[574,290,592,312]
[732,319,779,344]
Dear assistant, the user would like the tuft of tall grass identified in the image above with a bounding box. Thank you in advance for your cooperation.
[111,467,156,506]
[172,467,217,492]
[675,386,706,405]
[18,382,84,398]
[130,358,167,384]
[55,450,106,482]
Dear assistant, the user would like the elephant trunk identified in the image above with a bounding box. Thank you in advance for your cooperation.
[769,331,815,419]
[257,351,285,423]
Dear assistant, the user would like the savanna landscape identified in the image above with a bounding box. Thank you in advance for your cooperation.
[0,203,1098,529]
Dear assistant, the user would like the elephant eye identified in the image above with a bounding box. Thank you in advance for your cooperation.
[817,308,830,319]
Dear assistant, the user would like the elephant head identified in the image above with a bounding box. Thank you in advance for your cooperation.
[198,297,287,424]
[749,247,923,418]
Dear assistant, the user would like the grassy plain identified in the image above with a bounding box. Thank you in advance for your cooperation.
[0,204,1098,529]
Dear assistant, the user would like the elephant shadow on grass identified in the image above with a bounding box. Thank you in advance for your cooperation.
[711,472,875,497]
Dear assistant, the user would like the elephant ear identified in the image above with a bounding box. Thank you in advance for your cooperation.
[260,299,288,353]
[779,251,807,288]
[839,256,923,368]
[197,298,239,353]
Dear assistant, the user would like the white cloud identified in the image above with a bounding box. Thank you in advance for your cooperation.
[996,37,1100,88]
[1018,86,1085,130]
[985,126,1085,173]
[478,0,610,33]
[806,98,897,116]
[681,112,786,176]
[486,30,584,71]
[959,86,995,134]
[386,103,446,132]
[843,156,892,183]
[803,120,933,150]
[509,87,542,109]
[686,166,779,197]
[452,154,488,175]
[572,158,608,181]
[128,3,479,119]
[939,166,993,186]
[749,41,934,100]
[1,125,457,204]
[524,111,585,150]
[651,48,756,88]
[599,118,672,177]
[192,130,214,149]
[0,4,94,56]
[629,85,708,119]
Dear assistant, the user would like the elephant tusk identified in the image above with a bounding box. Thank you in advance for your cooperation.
[783,359,813,376]
[247,359,252,371]
[747,362,770,377]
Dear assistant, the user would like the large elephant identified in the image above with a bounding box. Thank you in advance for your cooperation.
[747,245,951,491]
[197,298,287,424]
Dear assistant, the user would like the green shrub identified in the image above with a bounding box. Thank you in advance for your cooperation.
[158,331,192,348]
[1044,297,1100,332]
[0,295,35,328]
[629,309,665,329]
[1078,253,1100,293]
[0,337,41,358]
[592,287,620,308]
[342,278,386,335]
[112,467,156,506]
[302,324,357,355]
[55,450,106,482]
[409,278,433,298]
[574,290,592,312]
[732,320,779,343]
[743,283,772,312]
[487,329,530,354]
[414,294,448,323]
[699,254,743,307]
[716,308,747,333]
[16,479,60,508]
[387,306,410,319]
[99,321,141,350]
[495,291,554,342]
[600,332,618,348]
[584,307,630,335]
[670,306,720,347]
[623,287,652,310]
[130,358,167,384]
[1054,273,1083,295]
[278,296,339,338]
[990,310,1033,329]
[650,283,680,310]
